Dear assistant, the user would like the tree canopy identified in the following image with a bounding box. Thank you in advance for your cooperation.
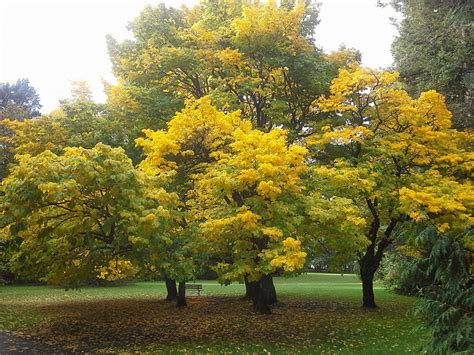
[0,144,177,287]
[107,0,335,139]
[0,79,42,180]
[0,79,41,120]
[136,97,308,312]
[306,64,473,307]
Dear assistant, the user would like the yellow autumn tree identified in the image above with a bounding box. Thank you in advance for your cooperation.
[307,64,473,308]
[137,97,308,313]
[196,126,308,313]
[0,115,68,157]
[136,97,248,306]
[1,81,132,164]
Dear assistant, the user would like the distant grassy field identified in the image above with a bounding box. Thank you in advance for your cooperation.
[0,273,428,353]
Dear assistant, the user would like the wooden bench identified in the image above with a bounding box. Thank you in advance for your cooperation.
[185,283,203,296]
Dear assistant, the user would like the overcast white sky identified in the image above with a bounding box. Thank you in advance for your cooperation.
[0,0,399,113]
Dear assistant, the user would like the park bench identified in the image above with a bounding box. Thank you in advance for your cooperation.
[185,283,203,296]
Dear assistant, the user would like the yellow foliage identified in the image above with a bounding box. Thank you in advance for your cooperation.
[233,0,311,56]
[263,237,307,272]
[325,47,361,68]
[399,178,474,232]
[217,48,243,67]
[306,63,472,259]
[1,117,68,156]
[137,96,248,176]
[106,82,140,116]
[96,259,137,281]
[137,98,309,283]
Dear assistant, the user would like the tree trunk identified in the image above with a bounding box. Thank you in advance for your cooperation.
[358,200,397,309]
[244,276,259,300]
[358,229,395,308]
[176,281,187,307]
[359,261,377,308]
[268,276,278,304]
[165,278,178,301]
[252,274,275,314]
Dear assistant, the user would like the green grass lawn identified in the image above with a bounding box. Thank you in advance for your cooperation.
[0,273,428,353]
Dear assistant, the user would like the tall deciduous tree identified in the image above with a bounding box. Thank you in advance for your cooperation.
[196,125,308,313]
[307,64,473,308]
[136,97,245,306]
[107,0,334,139]
[137,97,308,313]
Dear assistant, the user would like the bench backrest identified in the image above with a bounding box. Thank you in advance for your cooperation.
[185,284,202,289]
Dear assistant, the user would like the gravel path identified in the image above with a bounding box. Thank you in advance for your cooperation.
[0,331,71,354]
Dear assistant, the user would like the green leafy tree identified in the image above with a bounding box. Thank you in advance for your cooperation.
[1,81,133,164]
[386,0,474,129]
[106,3,186,131]
[414,228,473,353]
[0,79,41,120]
[108,0,334,139]
[58,81,142,156]
[377,224,473,353]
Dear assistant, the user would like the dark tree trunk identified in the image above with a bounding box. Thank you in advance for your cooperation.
[359,263,377,308]
[176,281,187,307]
[358,200,398,309]
[165,278,178,301]
[269,276,278,304]
[252,275,276,314]
[244,276,259,300]
[358,232,394,308]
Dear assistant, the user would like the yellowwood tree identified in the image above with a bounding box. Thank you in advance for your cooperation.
[307,64,473,308]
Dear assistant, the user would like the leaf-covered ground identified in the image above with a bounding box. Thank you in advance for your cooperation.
[0,274,428,353]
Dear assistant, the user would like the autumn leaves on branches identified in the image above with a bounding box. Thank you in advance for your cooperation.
[306,64,473,308]
[1,65,472,313]
[136,98,309,313]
